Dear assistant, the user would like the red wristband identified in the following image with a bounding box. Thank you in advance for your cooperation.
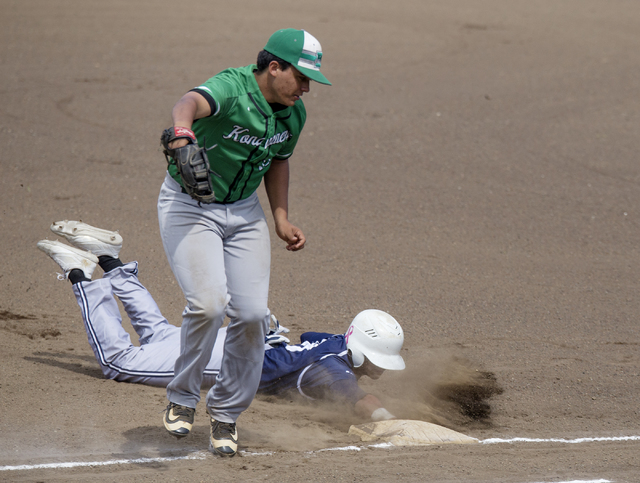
[174,126,196,142]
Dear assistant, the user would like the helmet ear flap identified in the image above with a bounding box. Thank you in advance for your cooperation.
[349,348,365,368]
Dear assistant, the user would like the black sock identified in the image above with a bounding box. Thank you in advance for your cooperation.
[68,269,90,285]
[98,255,124,273]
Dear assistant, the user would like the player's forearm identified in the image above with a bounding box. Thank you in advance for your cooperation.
[264,159,305,250]
[172,97,198,129]
[264,159,290,224]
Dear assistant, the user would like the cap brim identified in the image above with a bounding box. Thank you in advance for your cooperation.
[296,66,331,86]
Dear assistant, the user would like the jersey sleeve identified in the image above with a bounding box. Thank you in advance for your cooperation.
[189,88,216,117]
[299,355,365,405]
[191,73,238,118]
[273,132,300,159]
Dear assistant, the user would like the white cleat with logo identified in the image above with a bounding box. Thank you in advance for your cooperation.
[37,239,98,280]
[50,220,123,258]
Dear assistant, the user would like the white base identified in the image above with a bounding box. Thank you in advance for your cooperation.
[348,419,478,447]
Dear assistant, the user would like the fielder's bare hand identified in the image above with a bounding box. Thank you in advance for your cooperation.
[276,220,306,251]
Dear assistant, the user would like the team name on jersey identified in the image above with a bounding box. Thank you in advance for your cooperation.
[223,125,291,149]
[284,339,328,353]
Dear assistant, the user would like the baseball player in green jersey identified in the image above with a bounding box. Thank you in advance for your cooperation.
[157,28,331,457]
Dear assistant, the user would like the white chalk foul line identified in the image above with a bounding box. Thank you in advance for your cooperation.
[531,480,611,483]
[0,452,207,472]
[481,436,640,445]
[315,442,394,452]
[3,435,639,472]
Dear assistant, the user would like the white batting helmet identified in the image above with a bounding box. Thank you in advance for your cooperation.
[345,310,405,371]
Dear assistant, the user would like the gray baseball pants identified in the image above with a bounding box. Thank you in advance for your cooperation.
[158,173,269,423]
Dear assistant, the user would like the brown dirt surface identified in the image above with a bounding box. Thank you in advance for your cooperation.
[2,0,640,481]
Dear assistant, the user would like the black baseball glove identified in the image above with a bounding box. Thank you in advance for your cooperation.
[161,127,216,204]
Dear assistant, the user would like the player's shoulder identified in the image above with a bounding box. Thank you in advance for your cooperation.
[214,65,254,85]
[300,331,338,343]
[293,97,306,114]
[196,66,252,97]
[271,97,306,134]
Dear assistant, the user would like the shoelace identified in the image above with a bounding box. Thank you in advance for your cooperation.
[172,404,194,418]
[214,422,236,436]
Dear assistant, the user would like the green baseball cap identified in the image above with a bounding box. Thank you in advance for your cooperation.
[264,29,331,86]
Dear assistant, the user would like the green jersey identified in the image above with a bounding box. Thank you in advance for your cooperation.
[168,65,307,203]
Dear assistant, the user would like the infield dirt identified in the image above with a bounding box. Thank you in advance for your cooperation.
[1,1,639,481]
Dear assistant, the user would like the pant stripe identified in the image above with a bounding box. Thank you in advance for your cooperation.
[77,281,219,379]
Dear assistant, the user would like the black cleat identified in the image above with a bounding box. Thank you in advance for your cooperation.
[209,418,238,457]
[163,402,195,438]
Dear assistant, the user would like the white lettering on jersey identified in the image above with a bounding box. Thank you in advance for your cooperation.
[285,339,327,353]
[223,126,264,146]
[265,130,291,149]
[223,125,290,149]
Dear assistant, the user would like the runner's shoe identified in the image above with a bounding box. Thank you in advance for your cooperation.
[50,220,123,258]
[163,402,195,438]
[209,418,238,457]
[37,240,98,280]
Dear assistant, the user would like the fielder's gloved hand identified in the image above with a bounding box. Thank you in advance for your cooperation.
[161,127,216,204]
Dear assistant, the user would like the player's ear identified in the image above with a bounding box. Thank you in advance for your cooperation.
[268,60,281,77]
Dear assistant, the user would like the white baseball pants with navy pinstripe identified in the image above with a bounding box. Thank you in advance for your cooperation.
[73,261,224,388]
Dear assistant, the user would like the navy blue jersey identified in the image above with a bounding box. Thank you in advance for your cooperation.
[259,332,366,404]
